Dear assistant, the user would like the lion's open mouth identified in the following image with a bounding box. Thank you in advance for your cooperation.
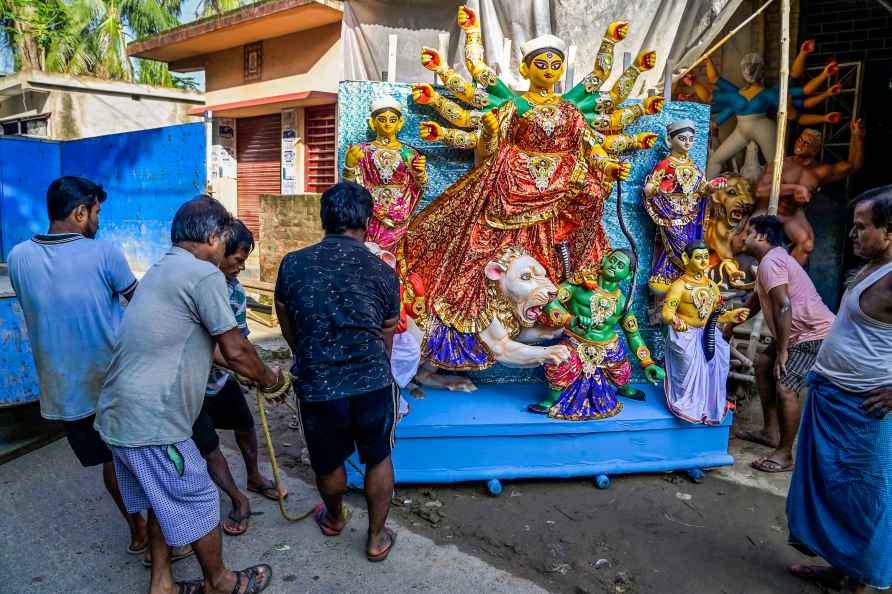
[729,208,747,223]
[524,305,543,321]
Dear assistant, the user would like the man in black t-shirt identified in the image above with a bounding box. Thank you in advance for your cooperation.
[275,182,401,562]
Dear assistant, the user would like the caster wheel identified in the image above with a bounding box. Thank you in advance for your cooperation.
[594,474,611,489]
[486,479,503,496]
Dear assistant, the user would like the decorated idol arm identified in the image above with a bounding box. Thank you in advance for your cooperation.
[609,50,657,106]
[586,140,631,181]
[620,313,665,383]
[420,120,481,151]
[412,84,480,129]
[457,6,499,89]
[590,96,664,132]
[599,132,658,156]
[420,47,490,109]
[564,21,628,101]
[342,143,365,182]
[661,282,688,331]
[717,306,750,324]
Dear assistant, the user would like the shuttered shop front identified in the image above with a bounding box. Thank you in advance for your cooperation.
[237,114,281,238]
[304,105,336,194]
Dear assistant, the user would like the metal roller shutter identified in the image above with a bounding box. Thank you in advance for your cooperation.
[304,105,336,193]
[237,114,281,238]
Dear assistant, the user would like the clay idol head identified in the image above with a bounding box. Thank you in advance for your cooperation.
[520,34,567,87]
[368,96,404,138]
[666,119,696,153]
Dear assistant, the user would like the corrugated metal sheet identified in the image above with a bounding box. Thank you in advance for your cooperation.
[304,105,336,194]
[237,114,281,238]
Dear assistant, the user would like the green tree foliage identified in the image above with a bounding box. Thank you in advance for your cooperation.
[2,0,200,90]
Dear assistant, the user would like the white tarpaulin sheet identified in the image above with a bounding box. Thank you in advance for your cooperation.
[343,0,744,96]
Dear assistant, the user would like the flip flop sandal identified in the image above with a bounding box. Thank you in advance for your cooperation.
[313,502,352,537]
[127,542,148,555]
[142,545,196,568]
[230,564,273,594]
[248,481,288,501]
[176,579,204,594]
[751,458,794,473]
[367,528,397,563]
[222,509,251,536]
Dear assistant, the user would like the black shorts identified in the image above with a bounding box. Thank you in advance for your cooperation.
[63,415,112,467]
[192,377,255,457]
[297,383,398,476]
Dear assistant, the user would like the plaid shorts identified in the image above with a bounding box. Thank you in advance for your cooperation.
[110,439,220,547]
[764,340,823,392]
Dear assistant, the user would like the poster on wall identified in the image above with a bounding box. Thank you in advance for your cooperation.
[212,118,237,180]
[281,109,299,194]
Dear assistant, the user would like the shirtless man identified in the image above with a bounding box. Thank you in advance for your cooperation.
[755,119,865,265]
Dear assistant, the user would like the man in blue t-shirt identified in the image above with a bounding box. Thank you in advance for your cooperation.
[8,176,146,554]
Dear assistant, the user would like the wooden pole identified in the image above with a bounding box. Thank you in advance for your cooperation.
[768,0,791,214]
[675,0,775,81]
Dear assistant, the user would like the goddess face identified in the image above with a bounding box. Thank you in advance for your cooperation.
[521,51,565,88]
[740,53,765,85]
[682,247,711,274]
[669,129,695,154]
[369,109,404,139]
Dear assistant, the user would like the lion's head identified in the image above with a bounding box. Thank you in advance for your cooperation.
[484,247,557,327]
[712,174,756,228]
[707,174,756,260]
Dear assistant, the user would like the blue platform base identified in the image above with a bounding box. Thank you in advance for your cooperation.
[346,383,733,490]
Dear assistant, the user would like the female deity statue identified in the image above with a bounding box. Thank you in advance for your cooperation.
[342,97,427,252]
[661,241,749,424]
[642,120,724,296]
[399,6,661,372]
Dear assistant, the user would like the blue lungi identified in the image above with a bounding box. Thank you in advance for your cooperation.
[787,372,892,589]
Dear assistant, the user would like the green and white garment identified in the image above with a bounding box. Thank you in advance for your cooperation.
[206,279,249,396]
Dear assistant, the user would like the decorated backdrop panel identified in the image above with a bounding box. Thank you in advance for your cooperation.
[337,80,710,383]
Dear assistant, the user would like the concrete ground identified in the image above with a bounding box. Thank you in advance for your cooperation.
[0,438,548,594]
[0,323,839,593]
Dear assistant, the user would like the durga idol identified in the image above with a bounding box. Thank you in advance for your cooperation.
[400,8,660,372]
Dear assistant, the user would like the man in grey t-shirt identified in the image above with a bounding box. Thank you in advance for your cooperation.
[95,196,282,594]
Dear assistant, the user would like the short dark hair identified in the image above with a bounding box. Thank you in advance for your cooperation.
[225,219,255,257]
[170,194,233,245]
[748,215,789,247]
[684,239,709,257]
[46,176,107,222]
[320,182,373,234]
[853,185,892,231]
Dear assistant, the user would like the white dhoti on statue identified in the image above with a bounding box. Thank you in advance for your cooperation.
[664,326,731,424]
[391,331,420,419]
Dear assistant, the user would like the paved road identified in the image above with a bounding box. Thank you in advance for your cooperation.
[0,439,549,594]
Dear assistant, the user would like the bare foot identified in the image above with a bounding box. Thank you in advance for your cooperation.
[735,429,779,448]
[788,565,864,592]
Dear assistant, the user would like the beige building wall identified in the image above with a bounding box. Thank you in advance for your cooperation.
[203,23,342,105]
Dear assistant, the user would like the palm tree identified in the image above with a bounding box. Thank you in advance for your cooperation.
[194,0,241,19]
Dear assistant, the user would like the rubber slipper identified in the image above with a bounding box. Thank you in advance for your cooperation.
[751,457,794,473]
[222,509,250,536]
[367,528,397,563]
[248,481,287,501]
[142,544,195,568]
[313,503,352,537]
[176,579,204,594]
[231,563,273,594]
[127,541,148,555]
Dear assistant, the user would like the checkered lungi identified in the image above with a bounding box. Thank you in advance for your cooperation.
[110,439,220,547]
[764,340,823,392]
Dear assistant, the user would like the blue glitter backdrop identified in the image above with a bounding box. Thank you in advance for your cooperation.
[337,80,710,384]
